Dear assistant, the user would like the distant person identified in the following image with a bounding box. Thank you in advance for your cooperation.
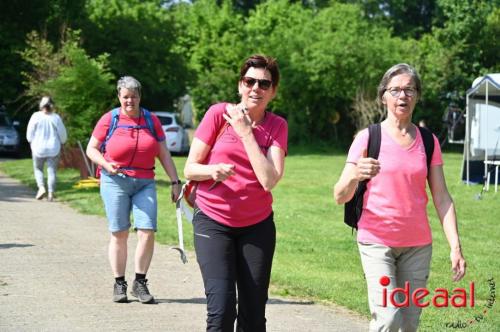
[26,96,67,201]
[86,76,182,304]
[333,63,466,332]
[184,54,288,331]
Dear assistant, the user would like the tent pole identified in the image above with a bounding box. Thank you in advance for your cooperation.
[484,81,489,185]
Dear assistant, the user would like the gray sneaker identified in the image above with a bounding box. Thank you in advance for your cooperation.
[131,279,155,304]
[113,281,128,303]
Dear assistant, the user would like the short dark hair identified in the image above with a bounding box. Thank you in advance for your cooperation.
[377,63,421,105]
[239,54,280,88]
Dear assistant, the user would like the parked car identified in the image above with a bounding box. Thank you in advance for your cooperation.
[153,111,190,154]
[0,111,20,155]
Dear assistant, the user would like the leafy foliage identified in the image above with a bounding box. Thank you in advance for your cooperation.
[82,0,188,111]
[20,30,115,145]
[4,0,500,147]
[172,0,246,120]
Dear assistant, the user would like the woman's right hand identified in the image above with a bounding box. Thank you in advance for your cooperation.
[210,163,235,182]
[103,162,121,175]
[355,148,380,181]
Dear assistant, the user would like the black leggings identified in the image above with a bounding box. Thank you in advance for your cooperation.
[193,209,276,332]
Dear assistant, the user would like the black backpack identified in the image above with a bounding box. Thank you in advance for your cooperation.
[343,123,435,231]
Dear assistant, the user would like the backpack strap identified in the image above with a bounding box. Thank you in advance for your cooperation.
[357,123,382,201]
[417,126,435,179]
[367,123,381,159]
[100,108,121,153]
[344,123,382,232]
[141,108,160,141]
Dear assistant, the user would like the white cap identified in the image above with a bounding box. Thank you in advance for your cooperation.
[39,96,54,110]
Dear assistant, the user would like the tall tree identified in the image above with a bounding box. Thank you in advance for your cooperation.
[0,0,86,109]
[20,30,115,145]
[82,0,188,111]
[172,0,246,117]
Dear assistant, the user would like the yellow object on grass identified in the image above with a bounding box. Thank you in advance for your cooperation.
[73,177,100,189]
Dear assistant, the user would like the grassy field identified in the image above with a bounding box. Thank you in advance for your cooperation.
[1,150,498,331]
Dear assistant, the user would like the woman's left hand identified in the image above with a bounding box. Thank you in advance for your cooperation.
[450,249,466,282]
[171,183,182,203]
[224,103,254,138]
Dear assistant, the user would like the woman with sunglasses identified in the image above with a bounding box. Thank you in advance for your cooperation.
[334,63,466,331]
[184,54,288,331]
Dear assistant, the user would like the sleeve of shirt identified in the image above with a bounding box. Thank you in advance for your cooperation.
[430,134,443,166]
[194,103,227,146]
[91,112,112,142]
[56,114,68,144]
[271,117,288,155]
[26,112,38,143]
[150,113,166,142]
[346,129,369,164]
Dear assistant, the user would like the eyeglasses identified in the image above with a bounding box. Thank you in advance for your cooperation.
[385,87,417,97]
[241,77,273,90]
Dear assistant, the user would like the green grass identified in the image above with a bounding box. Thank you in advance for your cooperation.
[1,151,499,331]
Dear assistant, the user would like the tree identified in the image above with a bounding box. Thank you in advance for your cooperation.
[411,0,500,131]
[20,30,115,145]
[82,0,188,111]
[172,0,247,119]
[246,0,410,143]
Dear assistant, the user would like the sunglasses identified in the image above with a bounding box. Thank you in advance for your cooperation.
[241,77,273,90]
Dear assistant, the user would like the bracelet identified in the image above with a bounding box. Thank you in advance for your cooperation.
[170,179,182,185]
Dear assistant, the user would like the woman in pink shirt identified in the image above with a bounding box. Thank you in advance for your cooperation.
[334,64,466,332]
[184,55,288,332]
[86,76,181,305]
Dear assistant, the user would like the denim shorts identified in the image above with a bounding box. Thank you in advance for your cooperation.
[100,171,157,233]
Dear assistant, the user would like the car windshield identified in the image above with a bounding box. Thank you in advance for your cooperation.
[158,116,173,126]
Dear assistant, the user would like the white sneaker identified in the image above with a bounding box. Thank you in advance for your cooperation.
[48,192,55,202]
[36,187,46,200]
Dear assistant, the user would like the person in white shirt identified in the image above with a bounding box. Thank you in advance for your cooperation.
[26,96,67,201]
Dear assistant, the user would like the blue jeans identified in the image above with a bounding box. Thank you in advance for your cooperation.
[100,171,157,233]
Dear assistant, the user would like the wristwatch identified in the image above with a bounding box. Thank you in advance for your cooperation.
[171,179,182,185]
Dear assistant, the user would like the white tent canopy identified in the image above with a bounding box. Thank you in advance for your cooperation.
[464,74,500,184]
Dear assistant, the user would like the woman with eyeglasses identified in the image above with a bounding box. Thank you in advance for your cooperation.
[333,63,466,331]
[86,76,181,304]
[184,54,288,331]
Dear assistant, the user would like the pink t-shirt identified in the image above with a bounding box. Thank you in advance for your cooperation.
[347,126,443,247]
[194,103,288,227]
[92,109,165,179]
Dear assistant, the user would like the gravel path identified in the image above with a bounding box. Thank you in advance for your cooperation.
[0,171,368,331]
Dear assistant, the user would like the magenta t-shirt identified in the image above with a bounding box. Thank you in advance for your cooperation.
[194,103,288,227]
[347,126,443,247]
[92,109,165,179]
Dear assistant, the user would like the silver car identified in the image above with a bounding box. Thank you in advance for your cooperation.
[153,111,190,154]
[0,111,20,155]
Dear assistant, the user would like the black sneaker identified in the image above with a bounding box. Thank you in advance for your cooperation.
[131,279,155,304]
[113,281,128,303]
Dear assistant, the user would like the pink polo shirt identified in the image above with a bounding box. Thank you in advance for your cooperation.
[194,103,288,227]
[347,126,443,247]
[92,109,165,179]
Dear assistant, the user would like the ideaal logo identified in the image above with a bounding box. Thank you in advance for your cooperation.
[379,276,475,308]
[378,276,496,329]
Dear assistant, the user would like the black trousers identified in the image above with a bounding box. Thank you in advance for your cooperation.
[193,209,276,332]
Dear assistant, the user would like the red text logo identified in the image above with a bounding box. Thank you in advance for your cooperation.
[379,275,475,308]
